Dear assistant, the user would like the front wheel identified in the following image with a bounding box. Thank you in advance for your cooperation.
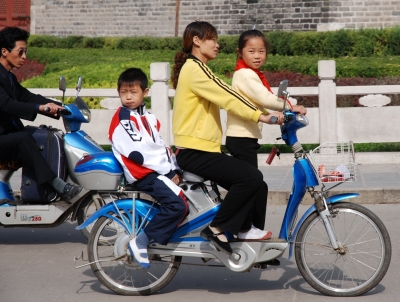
[295,202,391,297]
[87,210,181,296]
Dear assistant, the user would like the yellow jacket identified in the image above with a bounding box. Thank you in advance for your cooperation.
[227,68,290,139]
[172,57,263,153]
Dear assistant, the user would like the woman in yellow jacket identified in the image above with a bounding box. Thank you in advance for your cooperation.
[172,21,284,255]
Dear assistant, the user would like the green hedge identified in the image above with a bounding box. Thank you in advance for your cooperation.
[28,27,400,57]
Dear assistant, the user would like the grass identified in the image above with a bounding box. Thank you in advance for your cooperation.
[22,48,400,89]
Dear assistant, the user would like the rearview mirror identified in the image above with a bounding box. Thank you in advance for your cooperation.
[76,76,82,92]
[277,80,288,98]
[59,76,66,92]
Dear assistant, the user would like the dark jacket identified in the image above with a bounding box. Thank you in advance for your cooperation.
[0,63,59,135]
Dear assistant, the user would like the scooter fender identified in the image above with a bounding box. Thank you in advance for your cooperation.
[76,198,160,234]
[288,192,359,259]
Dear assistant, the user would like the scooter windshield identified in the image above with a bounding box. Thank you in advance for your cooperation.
[74,97,91,122]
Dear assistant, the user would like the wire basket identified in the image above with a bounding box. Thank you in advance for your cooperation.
[309,141,356,183]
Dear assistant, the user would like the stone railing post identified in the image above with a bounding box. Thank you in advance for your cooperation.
[150,62,171,145]
[318,60,337,144]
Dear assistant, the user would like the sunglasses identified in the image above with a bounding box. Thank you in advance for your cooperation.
[8,48,28,57]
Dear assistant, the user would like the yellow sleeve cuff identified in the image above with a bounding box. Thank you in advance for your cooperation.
[251,110,263,123]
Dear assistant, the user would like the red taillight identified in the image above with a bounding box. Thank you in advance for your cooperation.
[76,154,94,166]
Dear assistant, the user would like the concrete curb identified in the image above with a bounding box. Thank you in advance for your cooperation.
[257,152,400,166]
[267,189,400,205]
[219,188,400,205]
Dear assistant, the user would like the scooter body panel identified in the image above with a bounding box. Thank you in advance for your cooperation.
[0,203,71,225]
[279,158,319,240]
[0,181,15,201]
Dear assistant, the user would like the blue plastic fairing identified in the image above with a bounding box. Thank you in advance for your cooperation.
[74,152,123,174]
[64,131,104,154]
[76,198,219,243]
[0,181,15,201]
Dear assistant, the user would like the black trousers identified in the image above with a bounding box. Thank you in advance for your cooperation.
[226,136,260,168]
[225,136,269,232]
[176,148,267,235]
[0,131,56,184]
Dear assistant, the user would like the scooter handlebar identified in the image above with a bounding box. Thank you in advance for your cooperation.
[43,107,71,115]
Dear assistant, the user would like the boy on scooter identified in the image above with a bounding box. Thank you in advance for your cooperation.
[109,68,188,268]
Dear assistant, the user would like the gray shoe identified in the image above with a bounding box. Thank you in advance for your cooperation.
[62,183,83,201]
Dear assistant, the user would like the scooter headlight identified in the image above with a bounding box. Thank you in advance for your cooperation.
[80,108,91,122]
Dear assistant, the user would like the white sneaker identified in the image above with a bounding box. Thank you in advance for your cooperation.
[128,237,150,268]
[251,225,268,236]
[238,226,272,241]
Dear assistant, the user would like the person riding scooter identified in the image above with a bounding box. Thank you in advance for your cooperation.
[0,26,82,201]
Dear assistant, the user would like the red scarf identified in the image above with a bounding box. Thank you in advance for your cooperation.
[234,58,293,109]
[235,58,273,94]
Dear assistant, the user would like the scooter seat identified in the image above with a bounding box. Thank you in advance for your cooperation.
[0,160,20,171]
[182,171,205,183]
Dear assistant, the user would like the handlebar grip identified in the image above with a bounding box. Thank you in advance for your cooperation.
[270,116,278,124]
[58,109,71,116]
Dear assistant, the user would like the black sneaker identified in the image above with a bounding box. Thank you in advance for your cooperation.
[62,183,83,201]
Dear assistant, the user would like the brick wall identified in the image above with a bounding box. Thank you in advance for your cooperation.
[31,0,400,37]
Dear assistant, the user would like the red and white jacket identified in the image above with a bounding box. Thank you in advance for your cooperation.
[109,104,179,183]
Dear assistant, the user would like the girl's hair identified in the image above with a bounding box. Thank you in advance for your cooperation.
[237,29,270,54]
[171,21,218,88]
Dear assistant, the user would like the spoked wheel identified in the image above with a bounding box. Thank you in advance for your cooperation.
[87,214,181,296]
[295,202,391,297]
[77,193,128,240]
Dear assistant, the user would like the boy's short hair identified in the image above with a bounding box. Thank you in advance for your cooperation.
[118,68,148,91]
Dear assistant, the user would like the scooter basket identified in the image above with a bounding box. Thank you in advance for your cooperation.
[309,141,356,183]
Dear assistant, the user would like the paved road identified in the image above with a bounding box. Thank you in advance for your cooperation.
[1,204,398,302]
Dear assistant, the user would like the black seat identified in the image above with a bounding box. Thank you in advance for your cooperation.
[0,160,20,171]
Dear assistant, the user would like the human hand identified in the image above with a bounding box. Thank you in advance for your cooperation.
[291,105,307,115]
[259,112,285,125]
[40,103,64,116]
[171,174,181,185]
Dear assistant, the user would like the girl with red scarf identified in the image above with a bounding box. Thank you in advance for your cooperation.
[226,29,307,167]
[225,29,307,240]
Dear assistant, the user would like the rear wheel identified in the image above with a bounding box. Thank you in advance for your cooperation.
[295,202,391,296]
[87,211,181,295]
[77,193,128,240]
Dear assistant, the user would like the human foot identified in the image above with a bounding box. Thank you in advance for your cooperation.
[238,226,272,241]
[200,226,232,254]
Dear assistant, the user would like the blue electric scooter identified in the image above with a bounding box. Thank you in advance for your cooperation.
[0,76,124,240]
[76,80,391,297]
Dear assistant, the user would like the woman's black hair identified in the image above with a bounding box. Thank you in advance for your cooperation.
[172,21,218,89]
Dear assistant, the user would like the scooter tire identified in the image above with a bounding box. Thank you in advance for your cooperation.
[295,202,391,297]
[87,212,181,295]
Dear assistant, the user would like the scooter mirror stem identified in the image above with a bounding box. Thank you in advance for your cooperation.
[282,91,290,112]
[76,76,82,98]
[59,76,66,105]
